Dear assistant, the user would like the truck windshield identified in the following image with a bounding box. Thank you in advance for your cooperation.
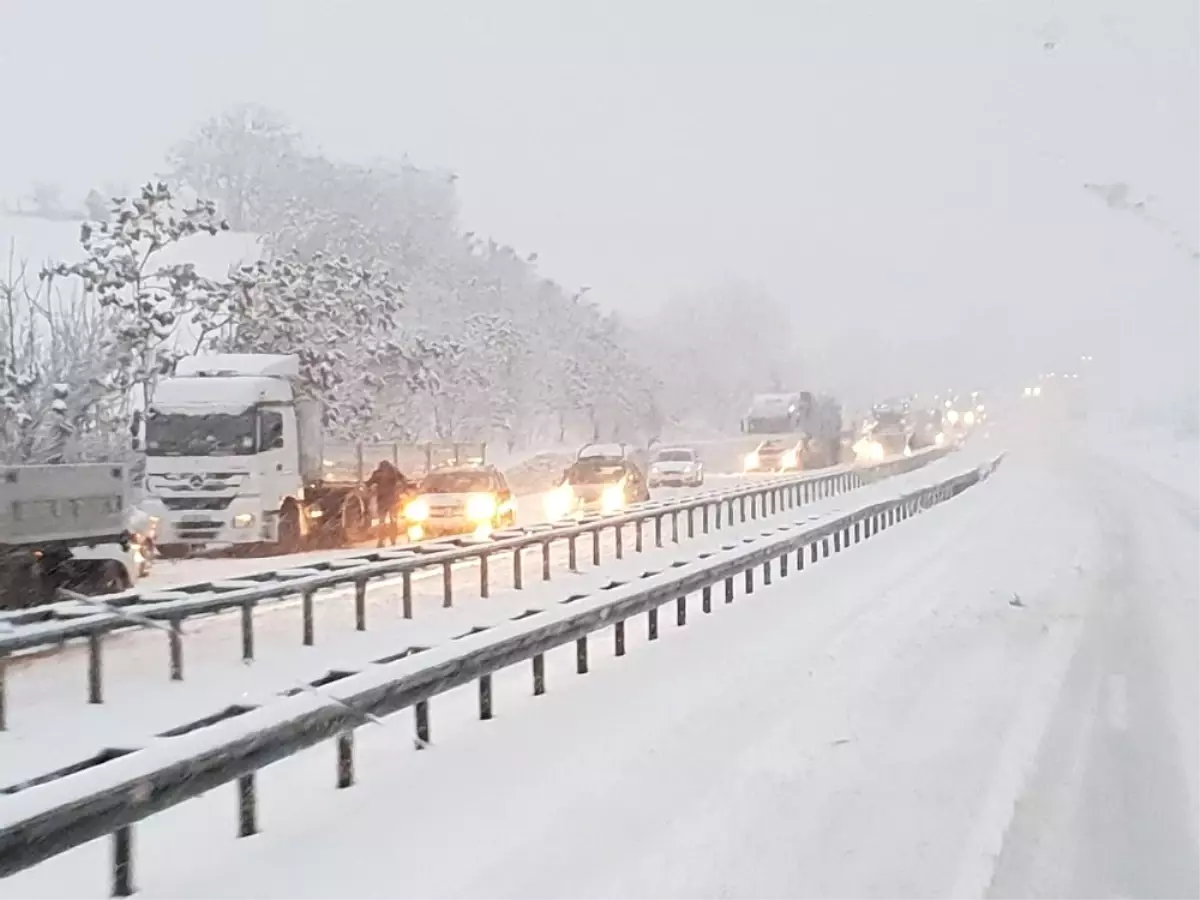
[146,411,257,457]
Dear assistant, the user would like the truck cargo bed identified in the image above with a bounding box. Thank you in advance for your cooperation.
[1,464,129,547]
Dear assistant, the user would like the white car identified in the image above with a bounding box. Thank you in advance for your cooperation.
[648,447,704,487]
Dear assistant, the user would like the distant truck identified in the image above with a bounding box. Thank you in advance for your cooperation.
[141,353,381,556]
[0,463,144,608]
[741,391,845,467]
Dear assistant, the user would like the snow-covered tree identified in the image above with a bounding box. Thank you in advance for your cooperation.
[43,182,236,448]
[165,103,303,231]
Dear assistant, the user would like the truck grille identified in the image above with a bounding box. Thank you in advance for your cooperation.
[162,497,234,512]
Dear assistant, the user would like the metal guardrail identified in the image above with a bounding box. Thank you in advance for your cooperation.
[0,449,949,729]
[0,453,1002,895]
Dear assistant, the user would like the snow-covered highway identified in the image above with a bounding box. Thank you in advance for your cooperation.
[2,435,1194,898]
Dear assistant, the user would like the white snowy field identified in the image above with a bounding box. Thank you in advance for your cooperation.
[3,436,1194,899]
[0,467,886,789]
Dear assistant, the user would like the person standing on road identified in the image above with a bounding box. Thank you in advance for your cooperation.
[367,460,405,547]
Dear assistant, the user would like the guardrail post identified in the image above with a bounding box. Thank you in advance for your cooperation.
[592,529,601,565]
[762,559,772,586]
[302,590,315,646]
[568,535,578,571]
[236,603,255,663]
[442,561,453,607]
[655,515,663,548]
[0,653,8,730]
[822,537,830,559]
[169,618,184,679]
[715,500,723,529]
[614,620,626,656]
[87,633,103,704]
[402,570,414,619]
[745,567,754,595]
[854,521,862,543]
[532,653,546,694]
[237,773,257,836]
[512,547,523,589]
[635,518,644,552]
[615,524,624,559]
[686,507,695,538]
[702,585,713,613]
[739,495,747,522]
[479,674,493,719]
[780,550,789,577]
[415,700,431,747]
[702,504,710,533]
[542,540,552,581]
[833,531,841,552]
[576,636,589,674]
[725,576,735,603]
[648,606,659,640]
[676,595,687,626]
[811,542,819,564]
[336,732,354,787]
[479,553,490,598]
[670,510,679,543]
[112,825,134,897]
[354,579,367,631]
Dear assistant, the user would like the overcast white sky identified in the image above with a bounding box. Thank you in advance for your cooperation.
[0,0,1195,402]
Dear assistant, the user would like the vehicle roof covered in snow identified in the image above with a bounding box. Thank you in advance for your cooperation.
[174,354,300,379]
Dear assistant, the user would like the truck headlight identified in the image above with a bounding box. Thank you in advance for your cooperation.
[744,451,759,470]
[935,431,946,446]
[782,450,798,468]
[963,410,976,426]
[466,493,498,522]
[404,497,430,522]
[601,483,625,512]
[233,513,256,528]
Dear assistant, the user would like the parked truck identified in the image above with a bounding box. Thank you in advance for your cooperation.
[741,391,845,467]
[141,353,380,556]
[1,463,144,609]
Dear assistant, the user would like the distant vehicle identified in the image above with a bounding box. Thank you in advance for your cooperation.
[403,464,516,541]
[743,438,806,474]
[741,392,845,466]
[1,463,144,609]
[545,447,651,519]
[648,447,704,488]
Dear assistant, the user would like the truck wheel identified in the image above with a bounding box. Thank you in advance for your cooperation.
[278,501,303,554]
[93,560,131,595]
[340,494,368,544]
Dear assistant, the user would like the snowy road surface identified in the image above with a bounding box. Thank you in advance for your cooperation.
[2,467,904,789]
[2,440,1195,898]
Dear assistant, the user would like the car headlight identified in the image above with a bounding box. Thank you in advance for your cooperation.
[544,484,574,520]
[232,513,255,528]
[404,497,430,522]
[744,451,759,469]
[935,431,946,446]
[601,483,626,512]
[782,450,798,468]
[963,410,976,426]
[466,493,498,522]
[946,409,960,425]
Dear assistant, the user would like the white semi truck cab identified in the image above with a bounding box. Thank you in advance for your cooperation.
[143,354,366,555]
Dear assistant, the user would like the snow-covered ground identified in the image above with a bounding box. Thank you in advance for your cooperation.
[3,436,1195,898]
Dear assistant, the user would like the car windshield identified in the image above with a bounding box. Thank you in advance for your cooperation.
[145,411,257,457]
[566,463,626,485]
[655,450,694,462]
[422,471,494,494]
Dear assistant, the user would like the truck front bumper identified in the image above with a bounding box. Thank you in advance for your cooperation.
[142,496,273,546]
